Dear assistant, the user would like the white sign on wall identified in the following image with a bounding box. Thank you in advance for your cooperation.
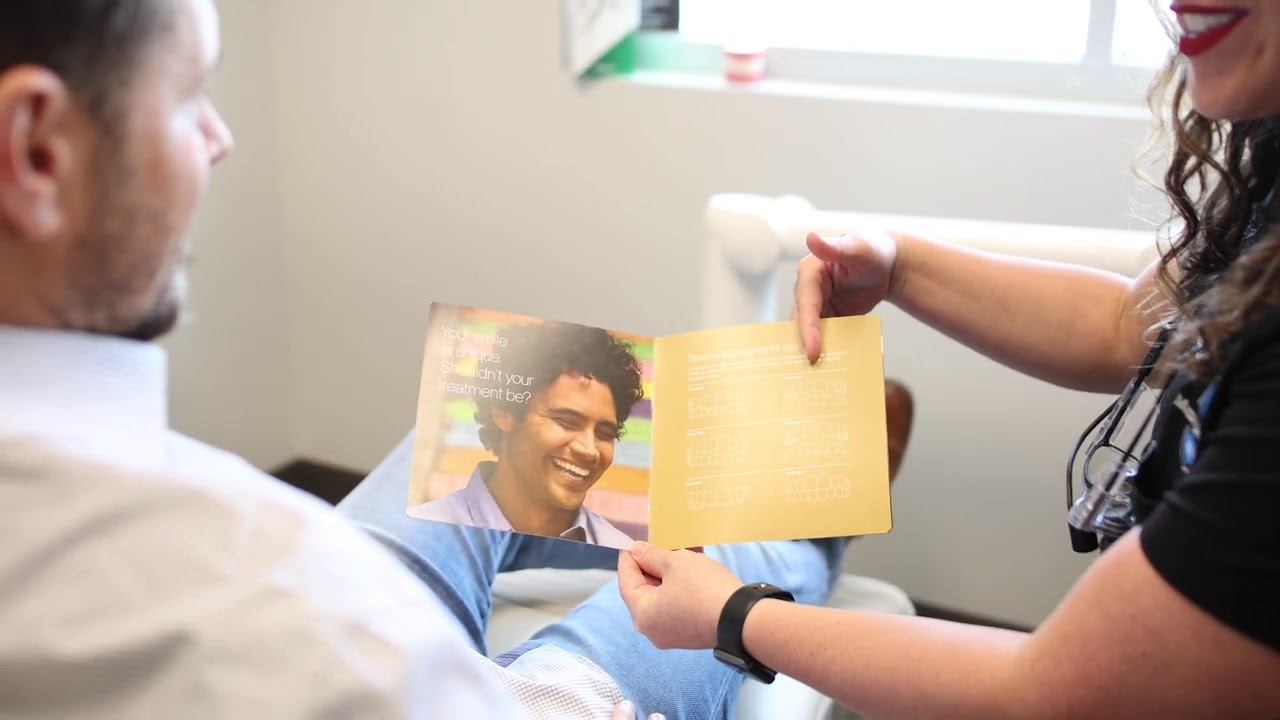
[564,0,642,76]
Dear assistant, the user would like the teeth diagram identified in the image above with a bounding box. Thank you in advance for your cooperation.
[687,390,748,418]
[687,434,748,468]
[785,475,851,504]
[784,378,849,410]
[782,422,849,460]
[687,485,750,509]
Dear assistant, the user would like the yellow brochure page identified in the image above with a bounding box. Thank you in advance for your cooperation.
[648,316,891,549]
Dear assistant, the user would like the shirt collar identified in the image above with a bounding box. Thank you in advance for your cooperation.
[0,325,168,467]
[464,461,596,543]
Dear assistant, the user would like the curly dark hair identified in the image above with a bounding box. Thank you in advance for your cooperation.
[1143,42,1280,379]
[0,0,176,132]
[472,321,645,455]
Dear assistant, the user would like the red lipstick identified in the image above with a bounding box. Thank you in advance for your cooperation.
[1171,4,1249,57]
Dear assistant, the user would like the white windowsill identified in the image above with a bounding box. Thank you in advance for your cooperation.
[620,69,1152,121]
[621,32,1161,122]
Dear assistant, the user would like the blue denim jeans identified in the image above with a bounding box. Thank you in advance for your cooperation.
[337,431,848,720]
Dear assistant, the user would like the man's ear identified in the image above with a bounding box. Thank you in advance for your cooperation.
[0,66,84,244]
[492,407,515,434]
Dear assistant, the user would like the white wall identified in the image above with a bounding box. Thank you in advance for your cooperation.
[182,0,1168,624]
[263,0,1161,467]
[161,0,292,470]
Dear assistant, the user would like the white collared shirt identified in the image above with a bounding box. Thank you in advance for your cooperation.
[0,326,539,718]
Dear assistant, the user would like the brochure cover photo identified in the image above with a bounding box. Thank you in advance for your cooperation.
[406,302,892,550]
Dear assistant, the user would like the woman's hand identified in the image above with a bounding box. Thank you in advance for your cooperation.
[793,230,901,362]
[617,541,743,650]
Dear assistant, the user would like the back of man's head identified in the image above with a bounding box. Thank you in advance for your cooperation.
[0,0,175,129]
[0,0,231,341]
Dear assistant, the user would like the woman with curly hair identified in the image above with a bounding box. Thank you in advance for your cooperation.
[619,5,1280,717]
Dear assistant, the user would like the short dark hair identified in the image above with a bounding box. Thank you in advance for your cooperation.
[474,322,645,455]
[0,0,175,127]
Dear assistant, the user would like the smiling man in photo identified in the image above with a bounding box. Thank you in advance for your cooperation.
[410,321,643,548]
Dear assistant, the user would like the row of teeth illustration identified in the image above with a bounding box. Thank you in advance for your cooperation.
[783,422,849,444]
[686,435,748,467]
[686,485,750,509]
[784,379,850,409]
[785,475,852,503]
[783,442,850,461]
[687,391,748,418]
[786,395,851,409]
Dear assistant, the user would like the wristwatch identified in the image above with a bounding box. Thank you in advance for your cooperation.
[713,582,795,683]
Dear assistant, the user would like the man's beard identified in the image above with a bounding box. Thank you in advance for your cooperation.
[67,145,187,342]
[117,268,184,342]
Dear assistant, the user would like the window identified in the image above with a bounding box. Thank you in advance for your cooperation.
[1112,0,1176,66]
[638,0,1175,102]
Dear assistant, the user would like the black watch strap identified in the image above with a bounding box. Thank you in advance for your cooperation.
[713,582,795,684]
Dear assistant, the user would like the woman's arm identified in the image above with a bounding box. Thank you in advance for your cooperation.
[739,532,1278,718]
[620,535,1280,719]
[890,234,1170,393]
[794,232,1172,393]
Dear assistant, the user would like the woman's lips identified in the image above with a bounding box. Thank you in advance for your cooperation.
[1173,5,1248,57]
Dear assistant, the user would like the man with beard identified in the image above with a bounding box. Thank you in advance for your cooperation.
[0,3,913,717]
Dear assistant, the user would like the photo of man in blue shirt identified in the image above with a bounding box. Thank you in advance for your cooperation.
[411,321,644,548]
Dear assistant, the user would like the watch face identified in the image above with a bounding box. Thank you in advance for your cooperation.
[715,648,777,684]
[713,648,750,672]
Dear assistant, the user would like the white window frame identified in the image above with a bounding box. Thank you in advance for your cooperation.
[634,0,1170,106]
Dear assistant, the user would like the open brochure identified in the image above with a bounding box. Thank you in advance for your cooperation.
[406,302,893,550]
